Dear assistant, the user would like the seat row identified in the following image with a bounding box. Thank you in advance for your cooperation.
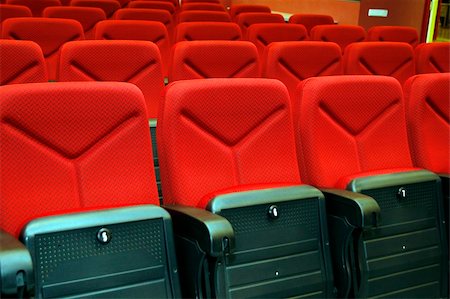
[1,73,448,298]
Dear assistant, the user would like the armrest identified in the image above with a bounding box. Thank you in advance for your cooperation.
[163,205,234,257]
[0,230,33,295]
[321,188,380,229]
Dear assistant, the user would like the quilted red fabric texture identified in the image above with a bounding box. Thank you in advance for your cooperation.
[174,22,242,42]
[367,26,419,48]
[343,41,415,85]
[295,75,413,188]
[158,78,301,207]
[6,0,60,16]
[229,4,271,20]
[415,42,450,74]
[128,1,175,14]
[181,3,225,12]
[0,40,48,84]
[1,17,84,81]
[177,10,231,22]
[288,14,334,34]
[404,73,450,174]
[310,24,366,53]
[0,4,31,31]
[236,13,285,37]
[0,82,158,237]
[59,40,164,118]
[70,0,120,18]
[169,40,260,81]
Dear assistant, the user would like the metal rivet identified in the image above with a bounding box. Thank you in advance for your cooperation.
[275,271,279,276]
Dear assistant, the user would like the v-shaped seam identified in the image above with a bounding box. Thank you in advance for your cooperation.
[426,97,450,124]
[429,56,445,73]
[388,57,413,76]
[228,59,256,77]
[1,60,39,85]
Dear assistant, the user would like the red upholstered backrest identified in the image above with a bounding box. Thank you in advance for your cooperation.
[169,40,260,81]
[182,0,220,4]
[128,1,175,14]
[0,82,159,237]
[343,42,415,85]
[0,40,48,84]
[181,3,225,12]
[95,20,170,76]
[0,4,31,23]
[70,0,120,19]
[415,42,450,74]
[113,8,173,37]
[43,7,106,39]
[177,10,231,22]
[368,26,419,48]
[295,76,413,188]
[404,73,450,174]
[229,4,271,20]
[236,12,285,37]
[1,17,84,81]
[288,14,334,34]
[6,0,60,16]
[310,24,366,53]
[158,78,301,207]
[263,41,342,101]
[247,23,308,57]
[174,21,241,42]
[59,40,164,118]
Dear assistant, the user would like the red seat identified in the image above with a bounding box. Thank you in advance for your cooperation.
[95,20,170,76]
[1,17,84,81]
[343,41,415,85]
[247,23,308,57]
[0,81,181,298]
[59,40,164,118]
[173,21,241,42]
[0,40,48,84]
[181,2,225,12]
[138,0,179,8]
[128,0,175,14]
[169,40,260,81]
[70,0,120,18]
[263,41,342,101]
[414,42,450,74]
[43,6,106,39]
[0,4,31,28]
[181,0,220,4]
[310,24,366,53]
[367,26,419,48]
[177,10,231,22]
[158,78,333,298]
[288,14,334,34]
[6,0,60,16]
[113,8,173,37]
[229,4,271,21]
[236,12,285,38]
[295,75,448,298]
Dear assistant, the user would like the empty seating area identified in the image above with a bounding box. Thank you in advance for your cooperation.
[0,1,449,298]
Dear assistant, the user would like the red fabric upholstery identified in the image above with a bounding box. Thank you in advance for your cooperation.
[343,42,415,85]
[0,40,48,84]
[113,8,173,37]
[182,0,220,4]
[181,3,225,12]
[1,17,84,81]
[158,78,300,207]
[0,4,31,23]
[236,12,285,38]
[169,40,260,81]
[263,41,342,103]
[0,81,158,237]
[404,73,450,174]
[70,0,120,19]
[368,26,419,48]
[177,10,231,22]
[95,20,170,76]
[145,0,178,8]
[128,1,175,14]
[295,75,413,188]
[288,14,334,34]
[247,23,308,57]
[59,40,164,118]
[229,4,271,20]
[6,0,60,16]
[174,21,241,42]
[415,42,450,74]
[43,6,106,39]
[310,24,366,53]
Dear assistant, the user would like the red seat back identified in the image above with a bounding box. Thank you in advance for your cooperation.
[0,81,158,237]
[0,4,31,26]
[59,40,164,118]
[343,41,415,85]
[288,14,334,34]
[310,24,366,53]
[6,0,60,16]
[236,12,284,37]
[174,21,241,42]
[414,42,450,74]
[368,26,419,48]
[0,40,48,84]
[43,6,106,39]
[404,73,450,174]
[158,78,300,207]
[1,17,84,81]
[113,8,173,36]
[169,40,260,81]
[229,4,270,20]
[247,23,308,57]
[181,3,225,12]
[295,76,412,188]
[177,10,231,22]
[128,1,175,14]
[70,0,120,19]
[182,0,220,4]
